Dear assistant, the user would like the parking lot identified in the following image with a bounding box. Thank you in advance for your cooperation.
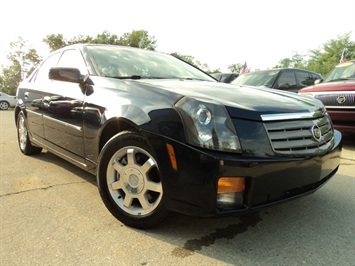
[1,109,354,265]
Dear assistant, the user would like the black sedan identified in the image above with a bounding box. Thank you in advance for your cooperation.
[15,44,342,229]
[211,72,239,83]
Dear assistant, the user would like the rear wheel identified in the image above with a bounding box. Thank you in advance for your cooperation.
[17,111,42,155]
[97,131,169,229]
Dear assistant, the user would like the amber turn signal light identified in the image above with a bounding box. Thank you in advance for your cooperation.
[166,143,177,171]
[218,177,245,193]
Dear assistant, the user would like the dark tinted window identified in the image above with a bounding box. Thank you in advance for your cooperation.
[296,70,314,87]
[231,70,279,87]
[275,70,297,91]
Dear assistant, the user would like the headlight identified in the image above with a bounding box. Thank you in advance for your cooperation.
[175,97,241,153]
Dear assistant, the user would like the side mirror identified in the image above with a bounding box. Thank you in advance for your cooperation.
[49,67,87,85]
[314,78,323,85]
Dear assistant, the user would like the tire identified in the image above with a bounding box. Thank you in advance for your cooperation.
[17,111,42,155]
[97,131,169,229]
[0,101,9,110]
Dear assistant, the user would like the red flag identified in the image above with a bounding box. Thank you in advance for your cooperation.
[340,48,346,63]
[240,61,249,75]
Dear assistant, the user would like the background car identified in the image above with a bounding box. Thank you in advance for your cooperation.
[231,68,322,93]
[0,92,17,110]
[211,72,239,83]
[298,60,355,134]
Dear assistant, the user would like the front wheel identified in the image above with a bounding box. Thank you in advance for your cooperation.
[97,131,169,229]
[17,111,42,155]
[0,101,9,110]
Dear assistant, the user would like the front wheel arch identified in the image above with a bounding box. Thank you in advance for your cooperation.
[99,118,141,153]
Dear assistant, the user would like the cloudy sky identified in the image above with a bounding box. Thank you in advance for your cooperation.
[1,0,354,71]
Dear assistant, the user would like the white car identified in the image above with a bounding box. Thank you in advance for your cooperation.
[0,92,17,110]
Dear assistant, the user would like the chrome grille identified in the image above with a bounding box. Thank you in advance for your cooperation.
[315,94,355,108]
[264,114,334,156]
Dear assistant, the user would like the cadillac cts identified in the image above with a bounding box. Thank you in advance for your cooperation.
[15,44,342,229]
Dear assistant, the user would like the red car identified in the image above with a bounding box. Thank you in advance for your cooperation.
[298,60,355,134]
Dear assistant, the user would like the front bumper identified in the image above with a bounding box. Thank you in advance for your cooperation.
[146,130,342,217]
[328,110,355,133]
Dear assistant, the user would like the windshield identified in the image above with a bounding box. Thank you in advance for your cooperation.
[86,45,215,81]
[231,70,279,87]
[325,61,355,82]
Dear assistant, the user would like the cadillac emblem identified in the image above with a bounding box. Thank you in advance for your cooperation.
[311,125,322,142]
[337,96,346,104]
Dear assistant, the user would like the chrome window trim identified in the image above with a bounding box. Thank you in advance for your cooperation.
[43,115,82,131]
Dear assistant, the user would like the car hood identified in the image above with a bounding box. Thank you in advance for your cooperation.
[138,80,323,121]
[91,77,324,122]
[299,80,355,92]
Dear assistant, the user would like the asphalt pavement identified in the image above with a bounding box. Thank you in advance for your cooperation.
[1,110,354,265]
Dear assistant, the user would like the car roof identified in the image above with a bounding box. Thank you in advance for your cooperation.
[249,68,321,75]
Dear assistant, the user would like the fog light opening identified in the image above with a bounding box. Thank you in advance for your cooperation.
[217,177,245,208]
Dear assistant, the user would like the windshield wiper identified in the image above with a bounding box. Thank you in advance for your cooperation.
[107,75,168,80]
[107,75,142,80]
[179,77,209,81]
[327,78,352,82]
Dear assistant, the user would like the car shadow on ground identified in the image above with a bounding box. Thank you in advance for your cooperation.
[32,150,97,184]
[144,176,354,264]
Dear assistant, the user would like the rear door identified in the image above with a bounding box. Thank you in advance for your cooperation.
[20,52,61,141]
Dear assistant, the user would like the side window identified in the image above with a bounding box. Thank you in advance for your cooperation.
[275,70,297,90]
[311,73,321,80]
[34,53,61,82]
[57,49,88,74]
[296,71,314,87]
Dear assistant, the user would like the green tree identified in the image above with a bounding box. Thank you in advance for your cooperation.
[68,35,94,45]
[194,60,211,73]
[43,33,67,52]
[170,52,195,65]
[275,53,305,69]
[276,32,354,76]
[275,58,290,68]
[91,31,119,44]
[306,32,355,76]
[0,37,41,95]
[228,63,242,73]
[209,68,221,74]
[118,30,157,50]
[170,52,213,73]
[0,62,22,95]
[43,33,94,51]
[44,30,157,51]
